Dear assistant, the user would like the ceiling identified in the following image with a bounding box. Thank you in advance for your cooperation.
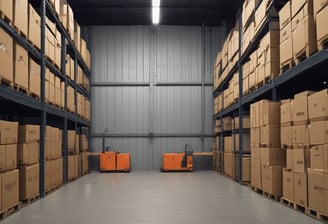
[67,0,242,26]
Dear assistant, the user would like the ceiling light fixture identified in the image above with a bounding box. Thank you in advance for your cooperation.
[152,0,160,25]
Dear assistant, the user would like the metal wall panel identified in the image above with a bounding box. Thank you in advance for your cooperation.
[91,25,226,170]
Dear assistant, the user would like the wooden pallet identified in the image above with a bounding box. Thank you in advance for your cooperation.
[294,45,317,66]
[251,186,263,194]
[20,194,40,208]
[281,197,295,209]
[0,11,13,27]
[280,59,294,74]
[280,197,307,214]
[262,191,280,202]
[281,144,293,149]
[13,25,27,39]
[45,184,62,196]
[307,208,328,223]
[0,203,21,221]
[13,84,28,94]
[0,76,13,87]
[318,37,328,51]
[68,177,79,182]
[27,91,41,101]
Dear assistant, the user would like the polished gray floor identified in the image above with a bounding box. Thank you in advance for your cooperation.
[1,171,321,224]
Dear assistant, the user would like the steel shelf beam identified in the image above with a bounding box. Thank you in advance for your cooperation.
[92,133,214,138]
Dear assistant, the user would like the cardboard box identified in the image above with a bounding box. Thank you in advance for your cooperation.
[218,117,233,132]
[316,4,328,45]
[234,115,251,129]
[44,160,51,190]
[307,169,326,213]
[14,0,28,36]
[310,144,328,170]
[310,120,328,144]
[280,99,293,125]
[280,1,291,30]
[55,30,61,68]
[291,4,317,59]
[234,132,251,153]
[250,102,260,127]
[67,130,75,150]
[18,125,40,143]
[242,22,255,54]
[14,43,28,89]
[17,143,39,166]
[260,125,280,147]
[308,89,328,122]
[281,126,292,146]
[5,144,17,171]
[294,172,308,207]
[260,148,286,166]
[224,136,233,153]
[293,148,310,173]
[224,153,234,178]
[28,58,40,97]
[280,21,293,66]
[251,146,262,189]
[313,0,328,16]
[261,165,283,195]
[291,0,308,18]
[293,90,314,124]
[74,21,80,50]
[0,27,14,83]
[259,100,280,126]
[46,27,55,62]
[286,148,293,170]
[283,168,294,201]
[19,164,39,200]
[242,0,259,28]
[55,158,63,186]
[251,127,260,145]
[28,4,40,50]
[292,124,310,145]
[0,0,13,22]
[235,155,251,182]
[0,120,18,144]
[2,169,19,210]
[255,0,272,33]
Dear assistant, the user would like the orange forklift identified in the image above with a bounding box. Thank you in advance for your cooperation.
[160,144,193,172]
[99,131,131,172]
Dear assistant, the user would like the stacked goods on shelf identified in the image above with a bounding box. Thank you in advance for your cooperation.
[221,117,234,178]
[0,26,14,84]
[44,126,63,192]
[308,89,328,216]
[291,0,316,64]
[14,41,29,91]
[0,120,20,212]
[28,3,41,50]
[213,53,221,91]
[29,58,41,99]
[67,154,79,181]
[79,133,89,176]
[66,54,75,81]
[279,0,317,71]
[314,0,328,50]
[18,125,40,202]
[14,0,28,37]
[60,0,74,41]
[67,85,75,113]
[251,100,285,197]
[67,130,80,180]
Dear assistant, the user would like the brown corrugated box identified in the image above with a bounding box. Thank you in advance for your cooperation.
[28,58,40,97]
[74,21,81,51]
[19,164,39,200]
[313,0,328,16]
[234,132,251,153]
[260,148,286,166]
[259,100,280,126]
[316,4,328,46]
[260,125,280,147]
[261,165,283,195]
[251,146,262,189]
[235,155,251,182]
[224,153,234,178]
[0,145,17,172]
[279,2,293,66]
[308,89,328,122]
[17,143,39,166]
[14,0,28,36]
[281,126,292,146]
[280,99,293,125]
[251,127,260,145]
[28,4,40,50]
[294,172,308,207]
[242,0,259,28]
[55,30,62,68]
[293,148,310,173]
[0,120,18,145]
[310,144,328,170]
[0,27,14,83]
[286,148,293,170]
[224,136,233,153]
[283,168,294,201]
[18,125,40,143]
[0,0,13,22]
[14,42,29,89]
[310,120,328,144]
[2,169,19,210]
[307,169,327,213]
[292,124,310,146]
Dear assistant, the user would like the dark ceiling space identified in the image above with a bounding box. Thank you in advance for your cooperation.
[67,0,242,26]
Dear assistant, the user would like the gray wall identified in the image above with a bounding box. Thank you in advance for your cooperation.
[90,25,226,170]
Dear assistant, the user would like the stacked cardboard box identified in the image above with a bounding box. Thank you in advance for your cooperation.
[44,126,63,191]
[18,125,40,201]
[68,155,79,180]
[0,120,19,212]
[28,4,41,50]
[307,89,328,215]
[0,26,14,83]
[0,1,13,23]
[14,0,28,37]
[79,134,89,175]
[279,1,293,69]
[251,100,284,196]
[314,0,328,49]
[213,52,221,91]
[14,42,29,90]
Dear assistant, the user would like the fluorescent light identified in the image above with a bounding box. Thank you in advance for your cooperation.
[152,0,160,7]
[152,6,160,24]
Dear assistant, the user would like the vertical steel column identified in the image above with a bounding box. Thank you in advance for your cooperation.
[74,55,78,132]
[149,27,155,169]
[238,13,244,184]
[39,0,46,197]
[272,86,277,101]
[201,24,206,155]
[61,34,68,184]
[220,88,224,172]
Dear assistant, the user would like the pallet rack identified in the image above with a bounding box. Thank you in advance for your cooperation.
[213,0,328,183]
[0,0,91,197]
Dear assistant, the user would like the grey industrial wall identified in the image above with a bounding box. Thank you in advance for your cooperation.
[90,25,226,170]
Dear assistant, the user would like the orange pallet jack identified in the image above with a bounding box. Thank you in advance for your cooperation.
[99,133,131,172]
[160,144,193,172]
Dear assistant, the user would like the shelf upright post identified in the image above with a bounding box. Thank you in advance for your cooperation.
[61,33,68,184]
[74,54,78,132]
[39,0,47,198]
[238,12,244,184]
[220,88,224,173]
[272,86,277,101]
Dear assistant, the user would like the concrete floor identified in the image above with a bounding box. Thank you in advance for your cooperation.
[1,171,321,224]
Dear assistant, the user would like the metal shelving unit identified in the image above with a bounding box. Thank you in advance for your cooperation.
[213,0,328,183]
[0,0,91,197]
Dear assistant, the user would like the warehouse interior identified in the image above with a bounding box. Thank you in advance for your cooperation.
[0,0,327,223]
